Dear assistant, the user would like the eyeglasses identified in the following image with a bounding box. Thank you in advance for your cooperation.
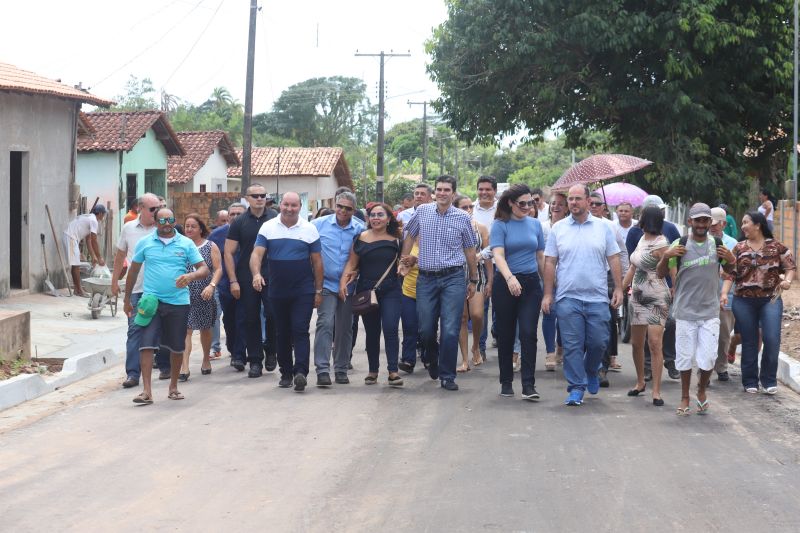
[532,197,541,202]
[460,204,474,210]
[589,201,605,207]
[335,204,354,212]
[249,193,267,199]
[515,200,536,208]
[157,216,176,225]
[368,212,387,218]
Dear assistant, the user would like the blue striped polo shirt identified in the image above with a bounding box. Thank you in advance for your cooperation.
[254,216,321,298]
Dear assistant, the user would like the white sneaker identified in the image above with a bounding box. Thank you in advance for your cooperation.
[745,387,758,394]
[764,386,778,395]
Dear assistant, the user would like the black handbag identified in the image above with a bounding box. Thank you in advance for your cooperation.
[349,252,397,315]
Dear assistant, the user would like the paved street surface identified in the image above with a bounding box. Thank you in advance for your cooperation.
[2,316,800,532]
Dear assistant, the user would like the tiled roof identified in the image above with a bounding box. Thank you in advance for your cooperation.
[229,147,353,189]
[77,111,184,156]
[167,130,240,184]
[0,61,113,107]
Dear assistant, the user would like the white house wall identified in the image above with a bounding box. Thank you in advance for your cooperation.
[0,92,76,296]
[192,147,229,193]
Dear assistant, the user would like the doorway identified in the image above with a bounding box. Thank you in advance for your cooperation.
[10,151,27,289]
[126,173,137,212]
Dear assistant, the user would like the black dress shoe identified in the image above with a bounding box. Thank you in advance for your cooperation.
[334,372,350,384]
[264,351,277,372]
[294,374,307,392]
[427,362,439,380]
[248,364,263,378]
[316,373,332,387]
[441,380,458,391]
[667,367,680,380]
[231,359,245,372]
[122,377,139,388]
[599,369,610,388]
[500,383,514,397]
[278,375,293,388]
[398,361,415,374]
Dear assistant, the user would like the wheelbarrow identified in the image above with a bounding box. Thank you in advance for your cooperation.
[83,277,125,319]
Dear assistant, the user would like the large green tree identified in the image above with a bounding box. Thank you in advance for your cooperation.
[111,75,158,111]
[255,76,378,148]
[427,0,793,206]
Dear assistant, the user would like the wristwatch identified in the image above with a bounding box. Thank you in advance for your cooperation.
[469,279,479,284]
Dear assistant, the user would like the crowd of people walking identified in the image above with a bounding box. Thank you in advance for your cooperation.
[112,175,796,414]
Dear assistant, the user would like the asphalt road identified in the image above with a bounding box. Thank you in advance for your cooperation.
[2,324,800,532]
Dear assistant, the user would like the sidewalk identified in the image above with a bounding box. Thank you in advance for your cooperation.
[0,290,128,410]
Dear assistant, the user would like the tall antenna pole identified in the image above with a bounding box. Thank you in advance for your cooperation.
[241,0,258,192]
[408,101,428,181]
[355,50,411,202]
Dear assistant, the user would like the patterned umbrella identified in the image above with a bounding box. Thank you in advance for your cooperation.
[551,154,653,191]
[596,182,649,207]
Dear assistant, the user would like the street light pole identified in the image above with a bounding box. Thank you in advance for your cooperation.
[793,0,798,259]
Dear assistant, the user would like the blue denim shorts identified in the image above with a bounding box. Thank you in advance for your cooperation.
[139,302,190,354]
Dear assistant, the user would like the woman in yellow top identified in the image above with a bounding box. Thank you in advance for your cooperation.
[398,240,424,372]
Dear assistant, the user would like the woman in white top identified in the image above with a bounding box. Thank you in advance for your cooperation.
[758,188,774,232]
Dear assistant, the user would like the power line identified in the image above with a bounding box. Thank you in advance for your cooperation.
[92,0,208,89]
[163,0,226,87]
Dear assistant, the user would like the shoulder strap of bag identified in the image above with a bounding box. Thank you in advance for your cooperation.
[373,239,399,290]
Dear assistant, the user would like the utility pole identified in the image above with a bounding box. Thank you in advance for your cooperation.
[355,50,411,202]
[241,0,258,192]
[407,101,428,181]
[793,0,798,260]
[454,146,459,179]
[439,137,444,175]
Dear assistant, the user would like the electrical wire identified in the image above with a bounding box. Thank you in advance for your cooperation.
[92,0,208,89]
[163,0,226,87]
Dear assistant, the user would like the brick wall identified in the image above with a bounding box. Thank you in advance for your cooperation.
[774,200,799,261]
[169,192,243,228]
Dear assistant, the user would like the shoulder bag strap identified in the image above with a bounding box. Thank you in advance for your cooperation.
[373,239,399,291]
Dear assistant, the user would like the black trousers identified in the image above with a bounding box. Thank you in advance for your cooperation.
[238,274,276,366]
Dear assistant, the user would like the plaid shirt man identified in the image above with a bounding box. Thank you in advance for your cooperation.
[403,203,477,271]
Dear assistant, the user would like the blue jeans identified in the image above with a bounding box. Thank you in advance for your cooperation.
[125,293,170,379]
[732,296,783,389]
[211,290,222,353]
[493,272,542,386]
[218,288,247,361]
[556,298,610,392]
[542,302,561,354]
[416,269,466,383]
[270,293,314,377]
[401,295,422,364]
[361,281,402,373]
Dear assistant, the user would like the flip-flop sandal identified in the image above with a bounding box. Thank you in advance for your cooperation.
[457,366,471,373]
[133,393,153,405]
[210,351,222,360]
[675,406,691,416]
[168,391,185,400]
[695,399,709,415]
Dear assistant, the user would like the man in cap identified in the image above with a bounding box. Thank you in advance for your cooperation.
[123,208,209,404]
[626,194,681,381]
[63,204,107,297]
[657,203,735,415]
[710,206,738,381]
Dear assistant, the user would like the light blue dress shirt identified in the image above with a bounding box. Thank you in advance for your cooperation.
[312,214,365,293]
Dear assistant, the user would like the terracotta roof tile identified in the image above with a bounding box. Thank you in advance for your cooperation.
[77,111,185,156]
[228,147,343,177]
[167,130,239,184]
[0,61,112,106]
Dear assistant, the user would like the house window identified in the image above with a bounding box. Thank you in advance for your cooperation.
[200,184,207,193]
[216,184,223,192]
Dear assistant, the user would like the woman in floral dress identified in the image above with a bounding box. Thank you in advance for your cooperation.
[622,206,671,406]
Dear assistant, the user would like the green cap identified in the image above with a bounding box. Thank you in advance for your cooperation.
[134,294,159,327]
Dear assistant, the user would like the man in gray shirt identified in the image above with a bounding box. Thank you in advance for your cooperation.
[657,203,735,416]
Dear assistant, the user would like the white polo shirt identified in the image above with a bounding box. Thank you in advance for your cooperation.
[117,217,156,294]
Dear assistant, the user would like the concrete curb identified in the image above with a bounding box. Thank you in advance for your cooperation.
[778,352,800,394]
[0,348,119,412]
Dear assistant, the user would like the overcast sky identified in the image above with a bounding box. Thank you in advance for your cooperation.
[0,0,449,126]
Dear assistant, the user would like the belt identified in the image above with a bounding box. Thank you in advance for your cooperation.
[419,266,463,277]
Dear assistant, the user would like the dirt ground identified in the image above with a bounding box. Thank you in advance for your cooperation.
[780,285,800,363]
[0,358,62,381]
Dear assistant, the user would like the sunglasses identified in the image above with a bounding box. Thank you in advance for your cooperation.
[532,197,541,202]
[157,216,176,225]
[590,201,605,207]
[460,204,474,210]
[515,200,536,208]
[336,204,354,212]
[147,206,159,213]
[368,212,387,218]
[249,193,267,199]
